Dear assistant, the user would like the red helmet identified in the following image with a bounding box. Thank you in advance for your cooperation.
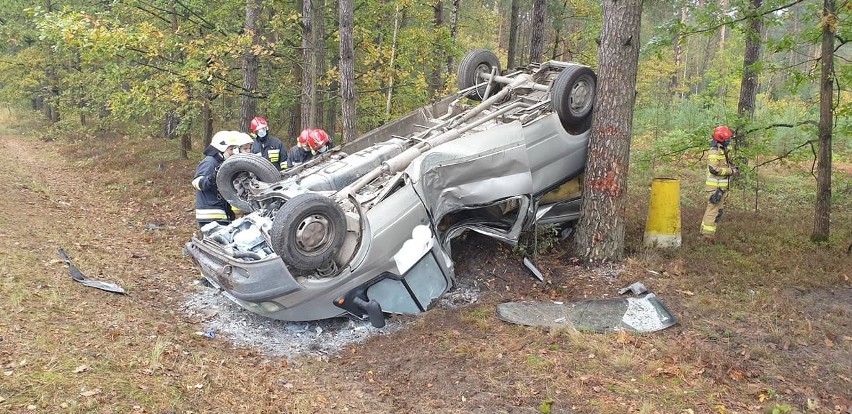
[307,129,330,151]
[250,116,268,133]
[713,125,734,143]
[298,128,313,146]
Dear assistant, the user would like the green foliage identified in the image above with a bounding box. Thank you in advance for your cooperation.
[514,224,560,256]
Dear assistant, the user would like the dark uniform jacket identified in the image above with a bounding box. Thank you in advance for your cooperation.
[252,135,288,170]
[192,145,233,226]
[287,146,313,168]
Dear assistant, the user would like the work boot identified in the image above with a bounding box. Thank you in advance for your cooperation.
[701,235,716,245]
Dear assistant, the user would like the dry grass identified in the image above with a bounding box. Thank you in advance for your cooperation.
[0,109,849,413]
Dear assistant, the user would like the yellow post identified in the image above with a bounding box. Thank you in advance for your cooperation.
[644,178,681,248]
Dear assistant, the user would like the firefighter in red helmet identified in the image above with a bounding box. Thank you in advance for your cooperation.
[701,125,738,242]
[287,128,335,168]
[249,116,288,170]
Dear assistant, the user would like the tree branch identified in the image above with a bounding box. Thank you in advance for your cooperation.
[132,4,173,26]
[681,0,807,36]
[173,0,229,35]
[750,140,817,180]
[741,120,818,136]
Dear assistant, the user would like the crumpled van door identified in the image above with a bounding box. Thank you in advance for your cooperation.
[408,121,534,243]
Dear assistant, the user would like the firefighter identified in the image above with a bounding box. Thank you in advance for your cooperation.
[249,116,288,170]
[192,131,254,228]
[307,128,334,154]
[287,128,315,168]
[700,125,739,242]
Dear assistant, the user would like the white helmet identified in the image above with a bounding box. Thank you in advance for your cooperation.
[211,131,254,153]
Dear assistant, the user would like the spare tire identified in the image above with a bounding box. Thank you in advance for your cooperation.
[551,65,596,134]
[456,49,502,101]
[270,193,347,271]
[216,154,281,213]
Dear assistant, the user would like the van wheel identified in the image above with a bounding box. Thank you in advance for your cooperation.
[216,154,281,213]
[551,65,596,134]
[270,193,347,271]
[457,49,502,101]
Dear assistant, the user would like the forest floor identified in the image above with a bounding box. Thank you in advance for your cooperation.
[1,112,850,414]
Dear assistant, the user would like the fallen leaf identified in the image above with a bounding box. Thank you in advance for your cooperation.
[728,370,745,381]
[73,364,89,373]
[80,389,100,397]
[824,338,834,348]
[0,396,5,403]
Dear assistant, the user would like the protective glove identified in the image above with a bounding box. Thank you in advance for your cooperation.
[709,188,724,204]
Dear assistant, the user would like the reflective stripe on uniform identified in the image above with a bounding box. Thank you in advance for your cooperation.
[196,208,228,221]
[708,154,726,162]
[192,176,205,191]
[268,149,280,163]
[701,223,717,233]
[705,177,729,187]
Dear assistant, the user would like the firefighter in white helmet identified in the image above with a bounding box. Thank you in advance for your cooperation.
[192,131,253,228]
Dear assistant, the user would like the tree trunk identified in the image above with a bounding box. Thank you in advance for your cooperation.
[812,0,834,242]
[529,0,546,63]
[339,0,357,143]
[314,0,326,126]
[551,0,570,60]
[301,0,317,128]
[670,4,687,97]
[326,51,340,137]
[430,1,445,99]
[736,0,763,133]
[447,0,460,75]
[180,133,191,160]
[385,5,401,118]
[202,89,214,146]
[507,0,520,69]
[573,0,643,263]
[240,0,262,132]
[164,111,179,139]
[719,0,729,51]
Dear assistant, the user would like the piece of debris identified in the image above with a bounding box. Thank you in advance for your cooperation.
[193,329,216,339]
[618,281,648,295]
[57,248,126,294]
[523,257,545,282]
[496,293,677,333]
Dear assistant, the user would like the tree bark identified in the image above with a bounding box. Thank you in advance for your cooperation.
[385,5,401,117]
[573,0,643,263]
[240,0,262,132]
[529,0,546,63]
[314,0,326,126]
[429,1,445,99]
[671,4,687,97]
[812,0,834,242]
[339,0,357,143]
[301,0,317,128]
[201,88,214,146]
[447,0,460,75]
[736,0,763,131]
[507,0,520,69]
[719,0,729,51]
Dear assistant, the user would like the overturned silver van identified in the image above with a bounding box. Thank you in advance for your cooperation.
[185,50,596,327]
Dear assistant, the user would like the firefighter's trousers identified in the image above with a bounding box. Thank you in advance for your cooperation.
[700,188,728,237]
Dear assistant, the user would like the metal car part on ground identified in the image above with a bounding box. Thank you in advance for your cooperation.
[185,50,597,328]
